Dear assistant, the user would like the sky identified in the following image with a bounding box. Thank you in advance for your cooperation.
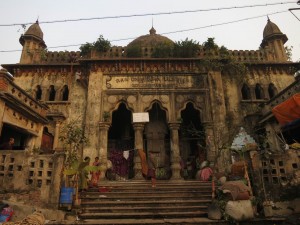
[0,0,300,66]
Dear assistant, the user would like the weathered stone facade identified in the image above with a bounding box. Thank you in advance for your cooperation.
[1,19,299,187]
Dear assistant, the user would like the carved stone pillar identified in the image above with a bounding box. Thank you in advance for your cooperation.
[169,122,182,180]
[99,122,110,179]
[203,122,216,164]
[53,120,62,150]
[132,123,145,179]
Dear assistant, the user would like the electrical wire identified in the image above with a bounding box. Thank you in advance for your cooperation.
[0,9,291,53]
[0,1,295,27]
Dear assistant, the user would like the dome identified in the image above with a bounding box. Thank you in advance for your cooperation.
[263,18,283,39]
[19,20,46,47]
[261,18,287,47]
[25,20,44,40]
[127,27,174,48]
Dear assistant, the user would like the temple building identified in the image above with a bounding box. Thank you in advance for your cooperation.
[1,18,299,183]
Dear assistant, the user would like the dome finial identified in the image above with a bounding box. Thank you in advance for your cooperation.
[149,18,156,35]
[149,26,156,35]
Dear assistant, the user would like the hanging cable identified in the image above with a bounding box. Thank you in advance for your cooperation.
[0,9,290,53]
[0,2,295,27]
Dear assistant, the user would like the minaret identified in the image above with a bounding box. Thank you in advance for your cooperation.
[260,18,288,61]
[19,20,47,64]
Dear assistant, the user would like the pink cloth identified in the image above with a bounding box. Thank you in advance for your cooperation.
[199,167,213,181]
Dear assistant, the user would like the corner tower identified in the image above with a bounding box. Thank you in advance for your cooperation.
[260,18,288,61]
[19,20,47,64]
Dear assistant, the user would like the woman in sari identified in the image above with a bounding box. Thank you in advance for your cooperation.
[90,157,101,187]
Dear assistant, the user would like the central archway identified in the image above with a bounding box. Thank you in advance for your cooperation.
[180,102,205,179]
[107,103,134,180]
[144,102,171,179]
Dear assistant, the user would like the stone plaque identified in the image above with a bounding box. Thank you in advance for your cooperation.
[105,74,206,89]
[132,112,149,123]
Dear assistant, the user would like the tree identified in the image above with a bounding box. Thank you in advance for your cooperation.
[126,45,142,58]
[152,42,174,58]
[79,35,111,57]
[59,119,89,168]
[93,35,111,53]
[173,38,200,58]
[79,42,93,57]
[285,45,293,61]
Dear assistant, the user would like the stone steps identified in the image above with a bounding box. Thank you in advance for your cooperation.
[77,180,212,222]
[45,180,287,224]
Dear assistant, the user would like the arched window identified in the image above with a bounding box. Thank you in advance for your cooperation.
[241,83,251,100]
[49,85,56,101]
[255,84,264,99]
[268,83,277,99]
[62,85,69,101]
[36,85,42,101]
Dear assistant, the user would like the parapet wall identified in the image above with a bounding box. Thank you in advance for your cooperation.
[44,47,271,63]
[0,151,65,208]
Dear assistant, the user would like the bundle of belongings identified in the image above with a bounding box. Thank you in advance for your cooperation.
[0,203,13,223]
[1,211,45,225]
[219,180,251,200]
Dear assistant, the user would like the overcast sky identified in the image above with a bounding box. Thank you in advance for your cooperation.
[0,0,300,66]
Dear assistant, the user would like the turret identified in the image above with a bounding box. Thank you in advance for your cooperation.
[19,20,47,64]
[260,18,288,62]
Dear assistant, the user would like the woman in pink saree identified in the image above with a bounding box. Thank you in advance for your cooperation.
[91,157,101,187]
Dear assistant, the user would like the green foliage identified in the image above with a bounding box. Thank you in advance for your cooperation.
[173,38,200,58]
[64,157,104,176]
[126,45,142,57]
[152,42,174,58]
[219,46,230,58]
[93,35,111,53]
[285,45,293,61]
[79,35,111,57]
[199,38,248,78]
[203,37,219,52]
[40,48,48,61]
[59,119,89,167]
[79,42,93,57]
[103,111,110,122]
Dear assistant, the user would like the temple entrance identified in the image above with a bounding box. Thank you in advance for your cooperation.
[144,102,171,179]
[180,103,206,179]
[107,103,134,180]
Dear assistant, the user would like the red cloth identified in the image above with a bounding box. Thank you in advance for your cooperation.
[199,167,213,181]
[272,93,300,126]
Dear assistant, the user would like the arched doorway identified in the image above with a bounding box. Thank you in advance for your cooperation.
[107,103,134,180]
[180,102,205,179]
[144,102,171,179]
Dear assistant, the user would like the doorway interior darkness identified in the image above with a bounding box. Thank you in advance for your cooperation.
[180,102,206,179]
[107,103,134,180]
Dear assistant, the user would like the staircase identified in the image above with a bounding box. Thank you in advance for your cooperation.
[46,180,287,225]
[76,180,214,224]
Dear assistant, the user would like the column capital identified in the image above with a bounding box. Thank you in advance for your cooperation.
[168,122,181,130]
[132,122,145,130]
[99,122,111,130]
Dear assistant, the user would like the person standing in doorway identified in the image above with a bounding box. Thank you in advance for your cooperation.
[0,137,14,150]
[148,151,157,188]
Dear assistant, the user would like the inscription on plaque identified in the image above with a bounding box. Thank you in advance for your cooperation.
[105,74,206,89]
